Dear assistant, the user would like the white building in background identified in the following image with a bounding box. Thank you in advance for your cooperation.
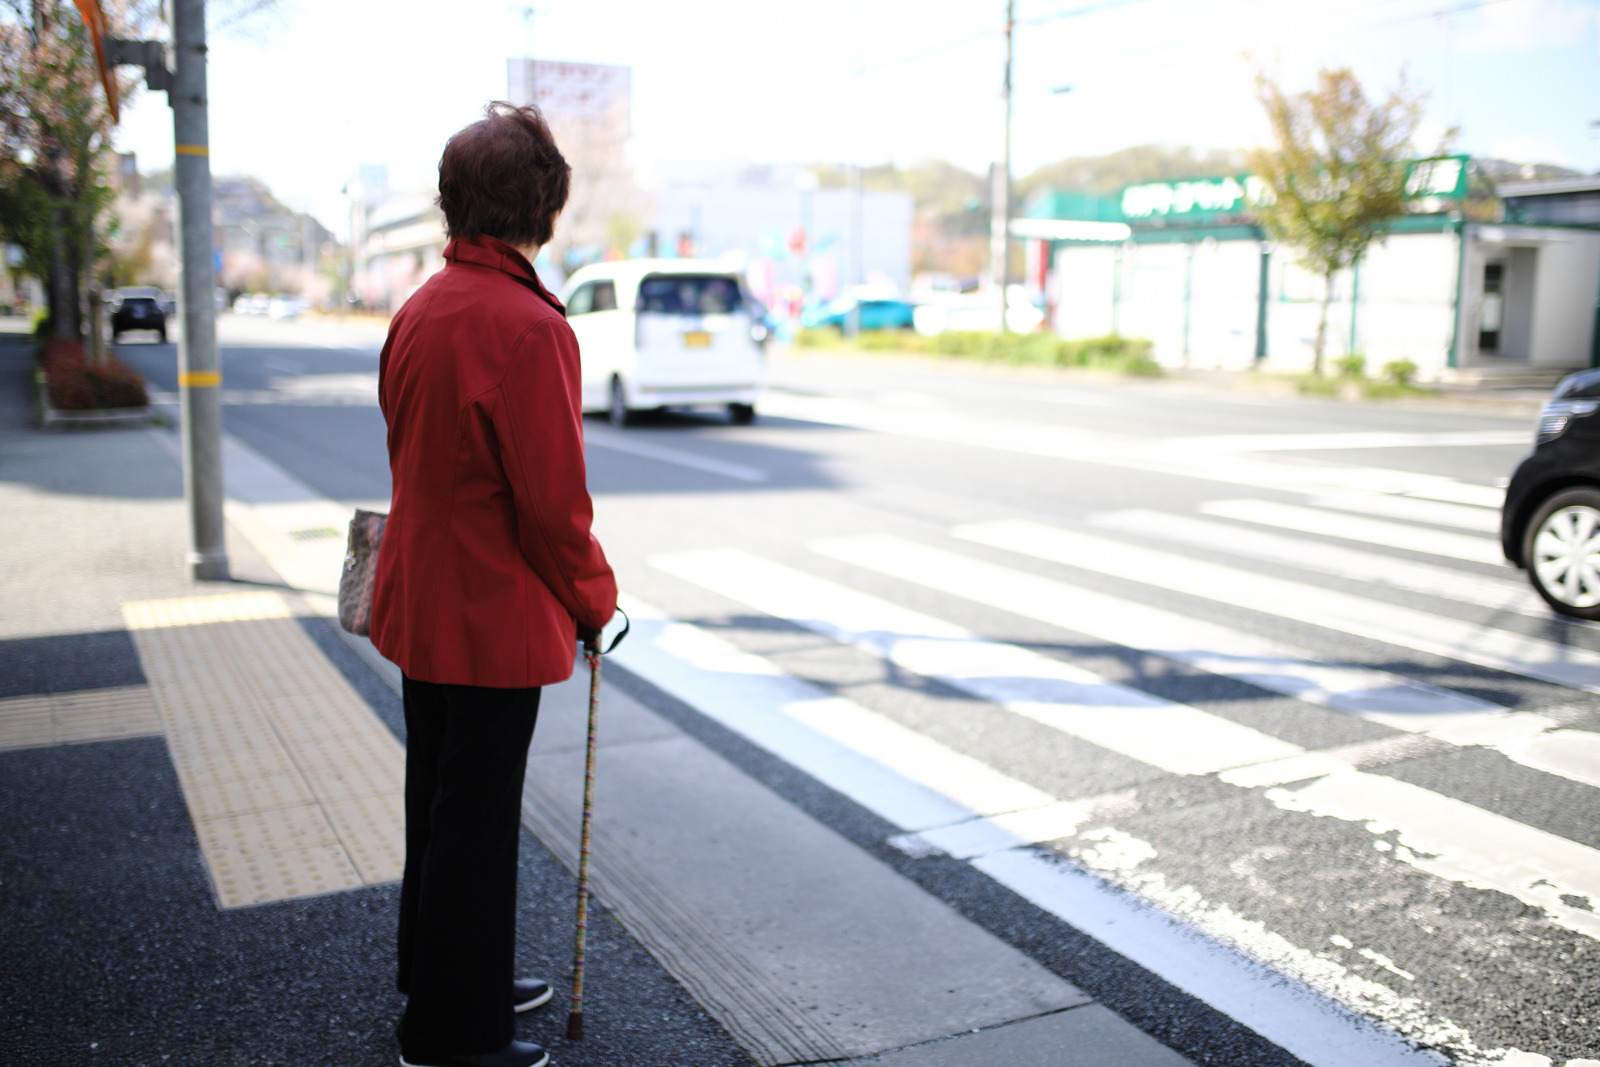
[651,161,913,304]
[356,190,446,312]
[1022,158,1600,380]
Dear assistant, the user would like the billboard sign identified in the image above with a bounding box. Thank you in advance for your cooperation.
[507,59,631,137]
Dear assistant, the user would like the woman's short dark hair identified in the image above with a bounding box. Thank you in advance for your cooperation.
[437,102,570,248]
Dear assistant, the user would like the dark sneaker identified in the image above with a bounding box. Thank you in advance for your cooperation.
[400,1039,549,1067]
[513,978,552,1013]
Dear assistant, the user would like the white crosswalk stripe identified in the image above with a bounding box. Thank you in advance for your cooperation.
[1305,493,1503,534]
[1493,728,1600,791]
[1087,508,1547,616]
[1266,770,1600,941]
[954,518,1600,693]
[1197,499,1506,564]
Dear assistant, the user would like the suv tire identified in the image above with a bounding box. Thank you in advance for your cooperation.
[1524,486,1600,619]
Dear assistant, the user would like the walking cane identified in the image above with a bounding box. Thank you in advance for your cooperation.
[566,609,628,1042]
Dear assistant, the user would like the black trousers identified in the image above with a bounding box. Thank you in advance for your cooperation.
[397,676,542,1057]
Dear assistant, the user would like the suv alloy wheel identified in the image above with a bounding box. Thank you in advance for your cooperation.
[1524,486,1600,619]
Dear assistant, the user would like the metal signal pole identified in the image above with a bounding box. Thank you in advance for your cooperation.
[171,0,228,580]
[989,0,1015,334]
[101,1,226,581]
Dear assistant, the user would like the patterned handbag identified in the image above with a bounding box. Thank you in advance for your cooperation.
[338,509,388,636]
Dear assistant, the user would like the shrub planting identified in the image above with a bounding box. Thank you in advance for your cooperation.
[1382,358,1418,386]
[1334,354,1366,378]
[37,340,149,410]
[789,325,1160,377]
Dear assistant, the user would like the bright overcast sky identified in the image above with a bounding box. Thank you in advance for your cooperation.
[113,0,1600,235]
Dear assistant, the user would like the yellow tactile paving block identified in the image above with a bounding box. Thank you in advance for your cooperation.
[122,591,292,629]
[0,696,54,750]
[266,706,376,747]
[0,687,160,751]
[162,718,289,771]
[325,793,407,883]
[175,769,319,821]
[194,804,342,858]
[209,842,364,909]
[291,727,404,782]
[122,592,407,909]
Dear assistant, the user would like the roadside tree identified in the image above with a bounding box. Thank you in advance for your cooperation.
[0,0,274,338]
[0,0,133,339]
[1248,67,1431,377]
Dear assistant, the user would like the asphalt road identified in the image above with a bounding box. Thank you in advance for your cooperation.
[118,315,1599,1067]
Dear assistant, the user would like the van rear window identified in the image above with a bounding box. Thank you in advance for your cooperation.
[638,275,743,315]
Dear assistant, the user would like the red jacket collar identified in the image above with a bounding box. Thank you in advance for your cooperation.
[443,234,564,314]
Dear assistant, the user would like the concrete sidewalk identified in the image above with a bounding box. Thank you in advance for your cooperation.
[0,330,1199,1066]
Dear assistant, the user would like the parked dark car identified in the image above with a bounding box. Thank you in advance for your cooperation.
[110,287,167,342]
[1502,368,1600,618]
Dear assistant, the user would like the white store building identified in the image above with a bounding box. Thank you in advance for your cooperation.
[1019,160,1600,381]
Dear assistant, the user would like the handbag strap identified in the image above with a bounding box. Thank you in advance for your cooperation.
[596,607,630,656]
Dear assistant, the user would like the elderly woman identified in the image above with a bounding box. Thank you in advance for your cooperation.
[371,102,617,1067]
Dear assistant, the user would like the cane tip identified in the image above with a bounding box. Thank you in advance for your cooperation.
[565,1011,584,1041]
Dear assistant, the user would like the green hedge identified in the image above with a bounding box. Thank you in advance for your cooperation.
[796,327,1160,376]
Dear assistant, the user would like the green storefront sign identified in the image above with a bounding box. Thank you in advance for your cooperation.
[1119,175,1263,223]
[1105,155,1470,227]
[1402,155,1469,201]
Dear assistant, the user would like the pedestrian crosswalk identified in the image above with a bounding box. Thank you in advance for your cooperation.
[611,484,1600,1067]
[653,547,1301,775]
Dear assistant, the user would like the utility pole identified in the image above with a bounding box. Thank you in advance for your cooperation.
[171,0,228,580]
[99,8,226,581]
[990,0,1015,334]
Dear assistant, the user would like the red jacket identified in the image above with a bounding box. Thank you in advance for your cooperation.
[371,235,616,688]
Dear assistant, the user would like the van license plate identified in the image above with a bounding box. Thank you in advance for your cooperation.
[682,331,712,348]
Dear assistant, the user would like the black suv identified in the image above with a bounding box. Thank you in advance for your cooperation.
[1502,368,1600,618]
[110,288,167,342]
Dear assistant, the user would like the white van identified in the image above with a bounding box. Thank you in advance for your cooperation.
[559,260,767,426]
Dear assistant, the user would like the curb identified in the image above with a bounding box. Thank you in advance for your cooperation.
[774,346,1552,418]
[33,367,156,431]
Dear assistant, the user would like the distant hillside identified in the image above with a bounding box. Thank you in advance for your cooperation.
[808,147,1588,275]
[1474,158,1586,186]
